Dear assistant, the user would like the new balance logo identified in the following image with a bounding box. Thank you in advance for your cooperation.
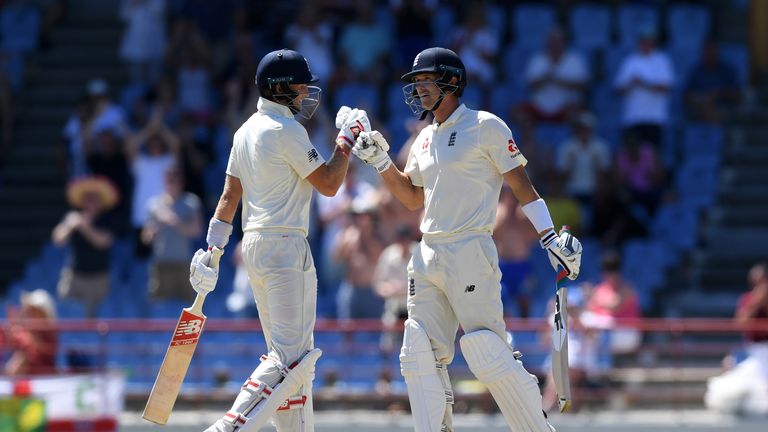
[176,319,203,337]
[307,148,319,162]
[409,278,415,296]
[448,131,456,146]
[465,284,475,293]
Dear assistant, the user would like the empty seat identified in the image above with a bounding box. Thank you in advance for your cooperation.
[617,4,659,49]
[719,43,749,85]
[570,4,612,52]
[511,4,557,50]
[667,4,711,49]
[682,123,724,159]
[333,82,380,115]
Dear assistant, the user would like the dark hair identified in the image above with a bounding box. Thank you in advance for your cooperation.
[601,251,621,272]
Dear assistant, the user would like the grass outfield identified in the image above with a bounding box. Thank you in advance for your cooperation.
[121,409,768,431]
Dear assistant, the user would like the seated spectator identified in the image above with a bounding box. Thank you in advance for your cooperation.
[590,171,647,248]
[542,176,584,236]
[494,186,538,318]
[141,165,202,302]
[706,263,768,416]
[119,0,167,87]
[52,176,119,317]
[449,0,499,88]
[556,112,611,222]
[284,2,334,83]
[373,224,416,354]
[84,128,133,236]
[391,0,434,69]
[615,132,665,221]
[521,28,589,124]
[336,0,392,85]
[583,251,642,355]
[4,289,58,376]
[686,40,741,124]
[333,194,385,320]
[614,29,674,149]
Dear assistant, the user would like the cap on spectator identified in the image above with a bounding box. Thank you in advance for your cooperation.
[87,78,109,96]
[66,175,120,210]
[21,289,56,320]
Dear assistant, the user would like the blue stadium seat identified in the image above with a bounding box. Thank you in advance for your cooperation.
[602,44,631,83]
[590,82,622,138]
[667,4,711,50]
[461,85,484,110]
[675,155,721,210]
[570,4,612,52]
[431,8,456,46]
[682,123,724,160]
[333,82,380,115]
[617,4,659,49]
[651,202,699,253]
[511,4,556,50]
[534,123,571,154]
[490,78,528,120]
[486,3,505,37]
[500,42,536,83]
[0,4,40,53]
[719,42,749,85]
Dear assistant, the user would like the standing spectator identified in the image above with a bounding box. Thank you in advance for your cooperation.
[4,290,58,376]
[84,128,133,236]
[449,0,499,88]
[119,0,167,87]
[584,251,642,355]
[706,263,768,415]
[126,114,180,258]
[615,132,666,221]
[337,0,392,85]
[142,165,202,302]
[333,195,386,320]
[391,0,435,69]
[686,40,741,124]
[52,176,119,317]
[591,171,646,248]
[284,2,334,83]
[521,28,589,124]
[373,224,416,354]
[614,29,674,148]
[556,112,611,221]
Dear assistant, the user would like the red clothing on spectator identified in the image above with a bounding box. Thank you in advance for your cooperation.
[8,324,58,375]
[737,292,768,342]
[588,280,641,319]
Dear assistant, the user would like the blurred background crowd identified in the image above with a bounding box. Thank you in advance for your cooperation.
[0,0,767,419]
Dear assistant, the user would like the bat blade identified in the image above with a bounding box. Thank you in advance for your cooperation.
[142,308,206,424]
[552,283,571,413]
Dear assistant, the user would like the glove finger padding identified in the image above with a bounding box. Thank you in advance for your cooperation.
[335,106,353,129]
[541,232,582,280]
[189,248,219,294]
[358,130,390,152]
[336,107,371,147]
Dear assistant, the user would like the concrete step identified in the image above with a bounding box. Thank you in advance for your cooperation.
[24,66,128,87]
[33,47,121,68]
[0,187,65,205]
[7,145,58,164]
[2,165,66,185]
[17,86,84,106]
[718,185,768,205]
[726,147,768,165]
[49,27,121,46]
[720,166,765,187]
[708,205,768,227]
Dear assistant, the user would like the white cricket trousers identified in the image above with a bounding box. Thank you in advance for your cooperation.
[407,232,507,363]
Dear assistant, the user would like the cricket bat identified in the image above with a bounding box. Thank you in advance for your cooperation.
[143,247,224,425]
[551,226,572,413]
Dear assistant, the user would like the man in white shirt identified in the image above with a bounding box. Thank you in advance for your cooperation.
[556,112,611,206]
[188,49,369,432]
[523,29,589,123]
[350,47,583,432]
[614,30,674,148]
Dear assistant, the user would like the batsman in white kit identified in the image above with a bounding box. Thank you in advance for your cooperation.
[349,47,583,431]
[188,49,370,432]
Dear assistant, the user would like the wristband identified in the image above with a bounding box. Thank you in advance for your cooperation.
[521,198,555,234]
[207,218,233,248]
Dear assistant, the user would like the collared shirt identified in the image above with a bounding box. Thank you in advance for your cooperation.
[404,104,528,236]
[614,50,674,125]
[226,97,325,235]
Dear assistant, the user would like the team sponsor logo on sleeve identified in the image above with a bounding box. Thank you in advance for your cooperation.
[421,137,430,151]
[307,148,319,163]
[507,139,520,157]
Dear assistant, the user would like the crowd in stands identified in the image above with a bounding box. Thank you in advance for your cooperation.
[0,0,751,344]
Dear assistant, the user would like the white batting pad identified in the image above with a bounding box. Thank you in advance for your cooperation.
[460,330,554,432]
[240,348,322,432]
[400,319,453,432]
[273,381,314,432]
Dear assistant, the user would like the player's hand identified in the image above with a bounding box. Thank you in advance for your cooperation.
[353,130,393,173]
[189,248,219,295]
[540,230,582,280]
[335,106,371,148]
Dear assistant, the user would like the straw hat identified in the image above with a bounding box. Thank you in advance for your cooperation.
[21,289,56,320]
[66,176,120,210]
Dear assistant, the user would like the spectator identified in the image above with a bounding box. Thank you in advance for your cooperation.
[284,1,334,83]
[614,29,674,148]
[175,114,214,202]
[494,185,538,318]
[84,128,133,236]
[686,40,741,124]
[141,165,202,302]
[706,263,768,416]
[590,171,646,248]
[556,112,611,221]
[391,0,435,69]
[521,28,589,124]
[0,0,41,88]
[4,290,58,376]
[119,0,167,87]
[542,175,584,236]
[52,176,119,317]
[126,113,180,258]
[373,224,416,354]
[449,0,499,87]
[615,132,665,221]
[336,0,392,85]
[333,194,386,320]
[583,251,642,355]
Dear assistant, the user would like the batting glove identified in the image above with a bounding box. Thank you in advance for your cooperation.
[353,131,393,173]
[541,230,582,280]
[335,106,371,148]
[189,248,219,295]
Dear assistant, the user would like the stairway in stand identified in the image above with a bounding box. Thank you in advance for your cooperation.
[0,1,126,293]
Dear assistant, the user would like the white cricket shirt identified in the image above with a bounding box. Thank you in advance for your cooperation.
[226,97,325,235]
[404,104,528,236]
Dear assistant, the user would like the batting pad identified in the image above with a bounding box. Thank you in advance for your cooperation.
[460,330,554,432]
[400,319,453,432]
[240,348,321,432]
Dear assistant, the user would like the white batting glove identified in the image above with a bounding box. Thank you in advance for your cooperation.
[335,106,371,148]
[540,230,582,280]
[353,131,393,173]
[189,248,219,295]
